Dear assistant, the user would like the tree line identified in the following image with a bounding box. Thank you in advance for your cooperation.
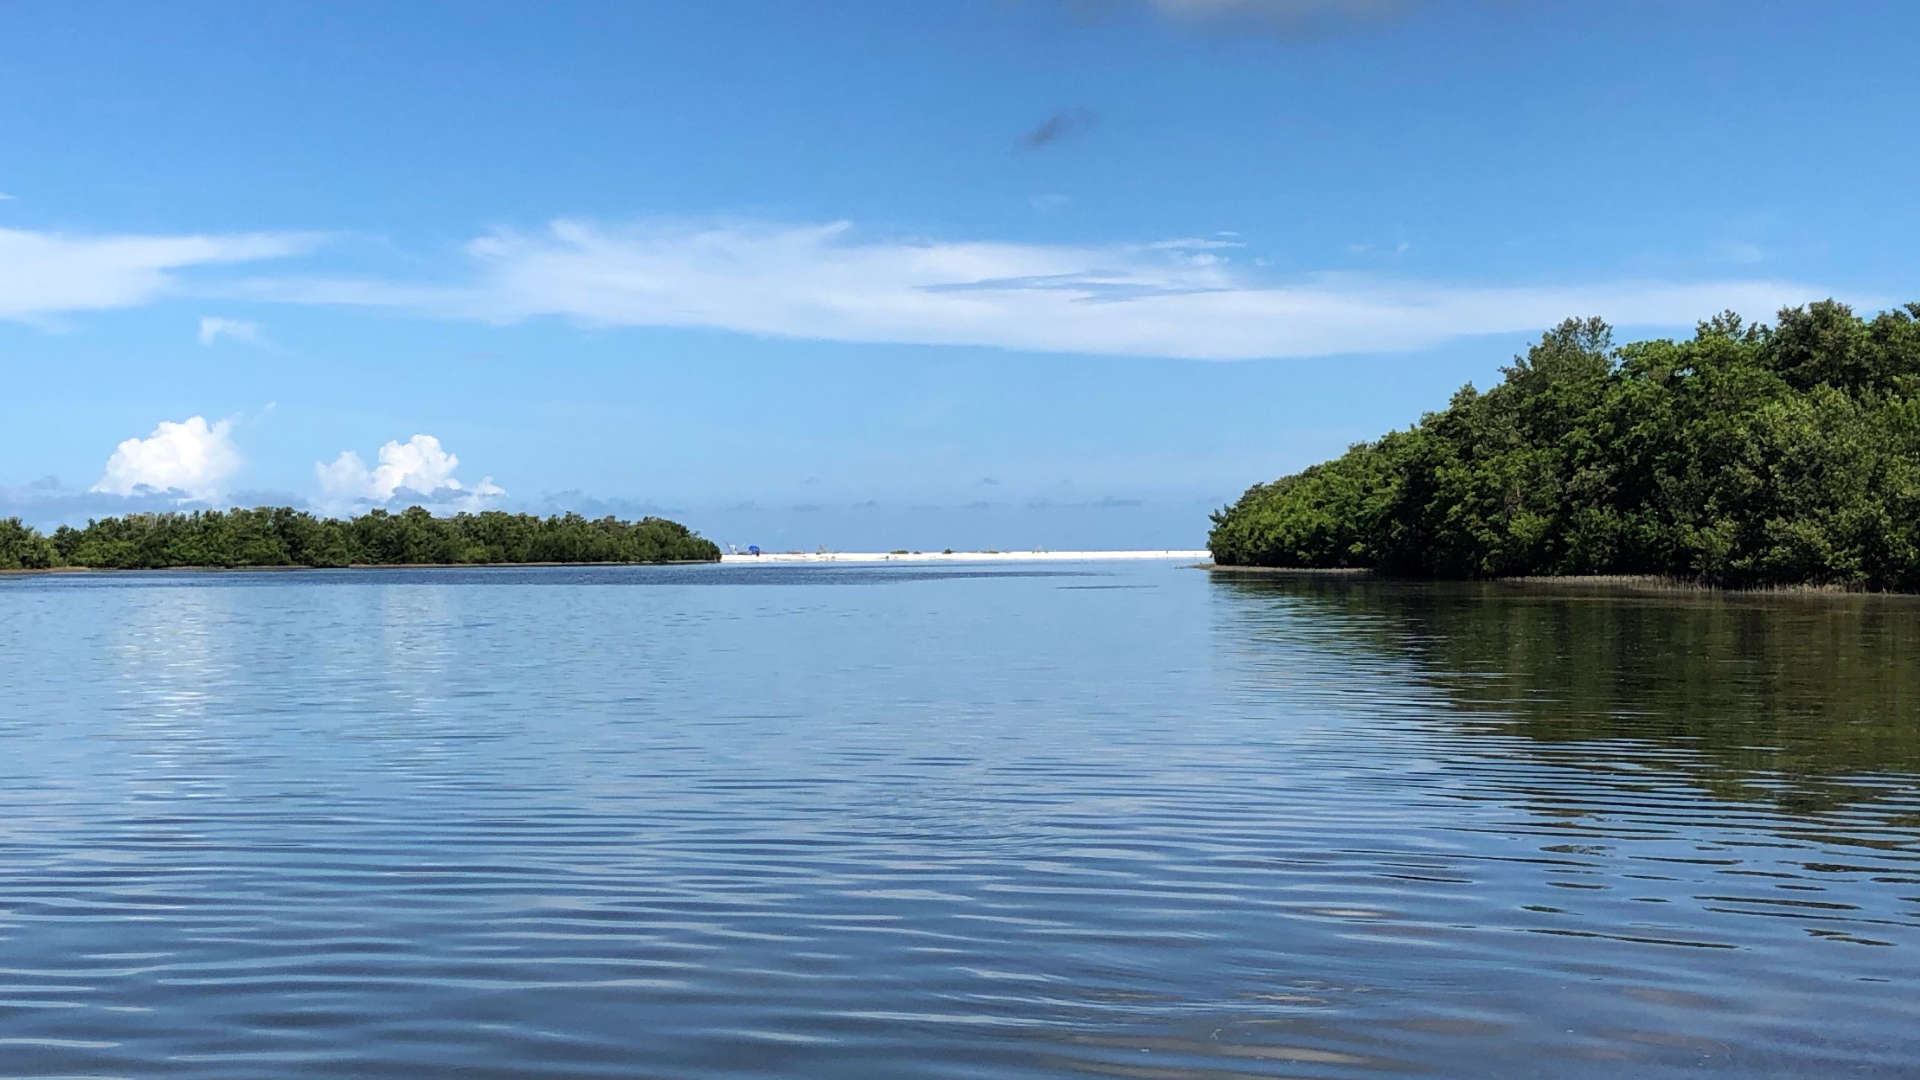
[0,507,721,570]
[1208,300,1920,590]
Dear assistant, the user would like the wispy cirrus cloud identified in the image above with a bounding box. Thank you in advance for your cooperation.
[0,227,318,323]
[1148,0,1404,14]
[198,315,265,346]
[1140,0,1415,28]
[235,217,1844,361]
[1063,0,1419,34]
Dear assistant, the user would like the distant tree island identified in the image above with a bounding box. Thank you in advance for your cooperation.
[0,507,721,571]
[1209,301,1920,590]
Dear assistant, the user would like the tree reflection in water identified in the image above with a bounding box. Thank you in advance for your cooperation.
[1211,572,1920,817]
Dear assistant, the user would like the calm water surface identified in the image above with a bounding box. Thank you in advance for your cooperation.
[1,563,1917,1078]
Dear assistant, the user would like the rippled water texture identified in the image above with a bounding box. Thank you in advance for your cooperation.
[2,564,1917,1078]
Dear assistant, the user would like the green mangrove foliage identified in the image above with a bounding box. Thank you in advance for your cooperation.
[0,507,720,570]
[1209,301,1920,589]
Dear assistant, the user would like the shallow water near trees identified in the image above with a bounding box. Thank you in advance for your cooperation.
[2,562,1915,1077]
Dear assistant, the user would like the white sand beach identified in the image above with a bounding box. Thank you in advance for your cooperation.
[720,549,1209,564]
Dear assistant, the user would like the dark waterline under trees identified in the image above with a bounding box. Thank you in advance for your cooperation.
[1208,300,1920,590]
[0,507,721,571]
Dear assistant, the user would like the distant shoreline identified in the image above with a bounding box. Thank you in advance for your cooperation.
[1205,564,1920,599]
[720,550,1210,564]
[0,559,720,577]
[1,552,1210,577]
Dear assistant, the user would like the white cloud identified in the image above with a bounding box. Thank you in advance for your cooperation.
[1145,236,1245,251]
[315,434,505,513]
[0,227,316,323]
[198,315,264,346]
[241,218,1843,361]
[92,416,243,502]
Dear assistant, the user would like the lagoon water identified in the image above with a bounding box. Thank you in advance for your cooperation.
[1,562,1917,1078]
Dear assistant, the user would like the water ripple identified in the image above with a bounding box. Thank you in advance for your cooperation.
[0,564,1916,1077]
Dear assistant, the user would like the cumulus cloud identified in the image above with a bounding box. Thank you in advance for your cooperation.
[198,315,264,346]
[91,416,244,502]
[239,218,1844,361]
[315,434,505,513]
[0,227,316,323]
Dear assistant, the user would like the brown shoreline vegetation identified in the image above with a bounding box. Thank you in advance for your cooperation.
[1200,563,1920,600]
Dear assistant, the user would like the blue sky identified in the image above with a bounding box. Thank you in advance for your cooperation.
[4,0,1916,550]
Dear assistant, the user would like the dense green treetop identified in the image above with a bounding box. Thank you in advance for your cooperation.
[1208,300,1920,589]
[0,507,720,571]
